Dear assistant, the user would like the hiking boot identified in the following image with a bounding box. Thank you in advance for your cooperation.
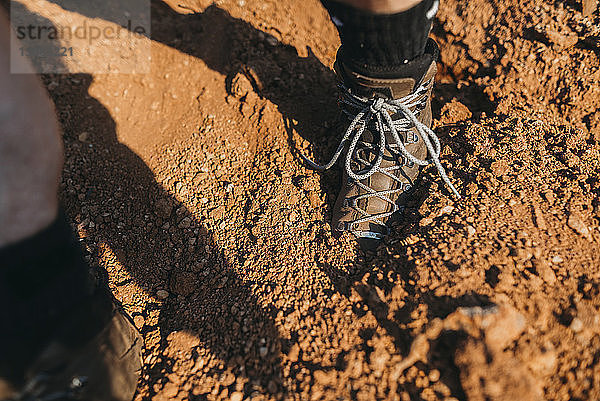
[0,267,143,401]
[305,39,460,249]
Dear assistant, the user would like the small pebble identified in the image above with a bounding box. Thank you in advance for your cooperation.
[441,205,455,215]
[265,35,278,46]
[133,315,145,329]
[570,317,584,333]
[230,392,244,401]
[567,213,592,240]
[156,289,170,299]
[428,369,440,382]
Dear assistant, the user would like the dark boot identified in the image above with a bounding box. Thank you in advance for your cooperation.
[1,281,142,401]
[0,216,143,401]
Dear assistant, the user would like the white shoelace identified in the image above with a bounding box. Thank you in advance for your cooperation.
[303,79,461,237]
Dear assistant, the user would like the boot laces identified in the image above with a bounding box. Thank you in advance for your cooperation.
[303,78,461,238]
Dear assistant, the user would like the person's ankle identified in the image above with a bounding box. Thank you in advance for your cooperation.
[336,37,439,82]
[322,0,438,76]
[331,0,425,14]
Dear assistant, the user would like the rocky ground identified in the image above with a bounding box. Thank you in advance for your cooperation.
[20,0,600,399]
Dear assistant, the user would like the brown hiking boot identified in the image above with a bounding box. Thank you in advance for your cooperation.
[305,39,460,249]
[0,270,143,401]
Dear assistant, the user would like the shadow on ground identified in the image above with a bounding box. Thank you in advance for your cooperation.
[4,2,285,398]
[48,0,342,210]
[7,1,503,399]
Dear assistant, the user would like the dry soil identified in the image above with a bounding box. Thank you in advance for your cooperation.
[19,0,600,399]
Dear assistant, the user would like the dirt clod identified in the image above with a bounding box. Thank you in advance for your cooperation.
[567,212,592,240]
[455,339,544,401]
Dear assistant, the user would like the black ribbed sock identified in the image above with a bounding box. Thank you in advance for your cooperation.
[321,0,438,76]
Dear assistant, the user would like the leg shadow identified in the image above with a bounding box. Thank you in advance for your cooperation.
[46,0,343,212]
[53,73,285,399]
[4,3,286,399]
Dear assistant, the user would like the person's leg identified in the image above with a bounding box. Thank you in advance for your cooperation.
[0,9,142,400]
[311,0,459,249]
[0,9,63,248]
[331,0,426,14]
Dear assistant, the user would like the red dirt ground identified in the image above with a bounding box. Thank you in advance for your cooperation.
[20,0,600,399]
